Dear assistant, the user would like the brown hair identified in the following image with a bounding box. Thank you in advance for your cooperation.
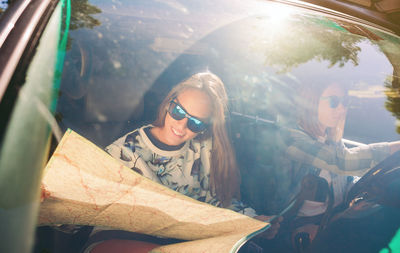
[297,82,347,140]
[297,84,325,139]
[153,72,240,207]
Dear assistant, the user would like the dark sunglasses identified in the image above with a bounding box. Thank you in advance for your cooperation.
[168,100,209,133]
[320,95,350,108]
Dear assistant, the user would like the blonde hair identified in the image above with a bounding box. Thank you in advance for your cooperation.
[153,72,240,207]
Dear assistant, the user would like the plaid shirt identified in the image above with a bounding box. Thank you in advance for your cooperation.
[272,126,391,213]
[280,127,391,176]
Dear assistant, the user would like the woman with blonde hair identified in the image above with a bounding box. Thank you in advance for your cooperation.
[82,72,280,253]
[149,72,240,207]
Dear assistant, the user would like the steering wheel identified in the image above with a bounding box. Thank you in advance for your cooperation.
[345,150,400,209]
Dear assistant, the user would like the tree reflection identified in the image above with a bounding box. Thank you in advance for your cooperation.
[262,17,364,73]
[69,0,101,31]
[65,0,101,50]
[0,0,101,32]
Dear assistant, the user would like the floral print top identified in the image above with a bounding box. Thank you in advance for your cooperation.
[106,125,256,217]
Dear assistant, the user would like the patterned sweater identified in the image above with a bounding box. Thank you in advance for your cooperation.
[106,125,256,217]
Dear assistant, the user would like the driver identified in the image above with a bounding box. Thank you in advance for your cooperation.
[270,81,400,250]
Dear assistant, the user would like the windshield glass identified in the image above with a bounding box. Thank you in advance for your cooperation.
[57,0,400,144]
[27,0,400,252]
[55,0,400,215]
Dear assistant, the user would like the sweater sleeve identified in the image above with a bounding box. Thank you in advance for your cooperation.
[282,128,391,177]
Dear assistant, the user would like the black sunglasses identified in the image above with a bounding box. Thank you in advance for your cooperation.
[167,100,209,133]
[320,95,350,108]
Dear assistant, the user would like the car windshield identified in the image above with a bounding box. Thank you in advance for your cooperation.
[55,0,400,223]
[3,0,400,252]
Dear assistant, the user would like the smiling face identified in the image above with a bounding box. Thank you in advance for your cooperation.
[152,88,212,146]
[318,83,347,130]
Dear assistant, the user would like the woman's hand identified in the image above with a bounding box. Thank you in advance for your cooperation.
[329,116,346,143]
[254,215,283,240]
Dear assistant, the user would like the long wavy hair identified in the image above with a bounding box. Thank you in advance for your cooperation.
[153,72,240,207]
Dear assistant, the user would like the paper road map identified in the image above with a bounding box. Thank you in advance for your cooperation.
[39,129,270,252]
